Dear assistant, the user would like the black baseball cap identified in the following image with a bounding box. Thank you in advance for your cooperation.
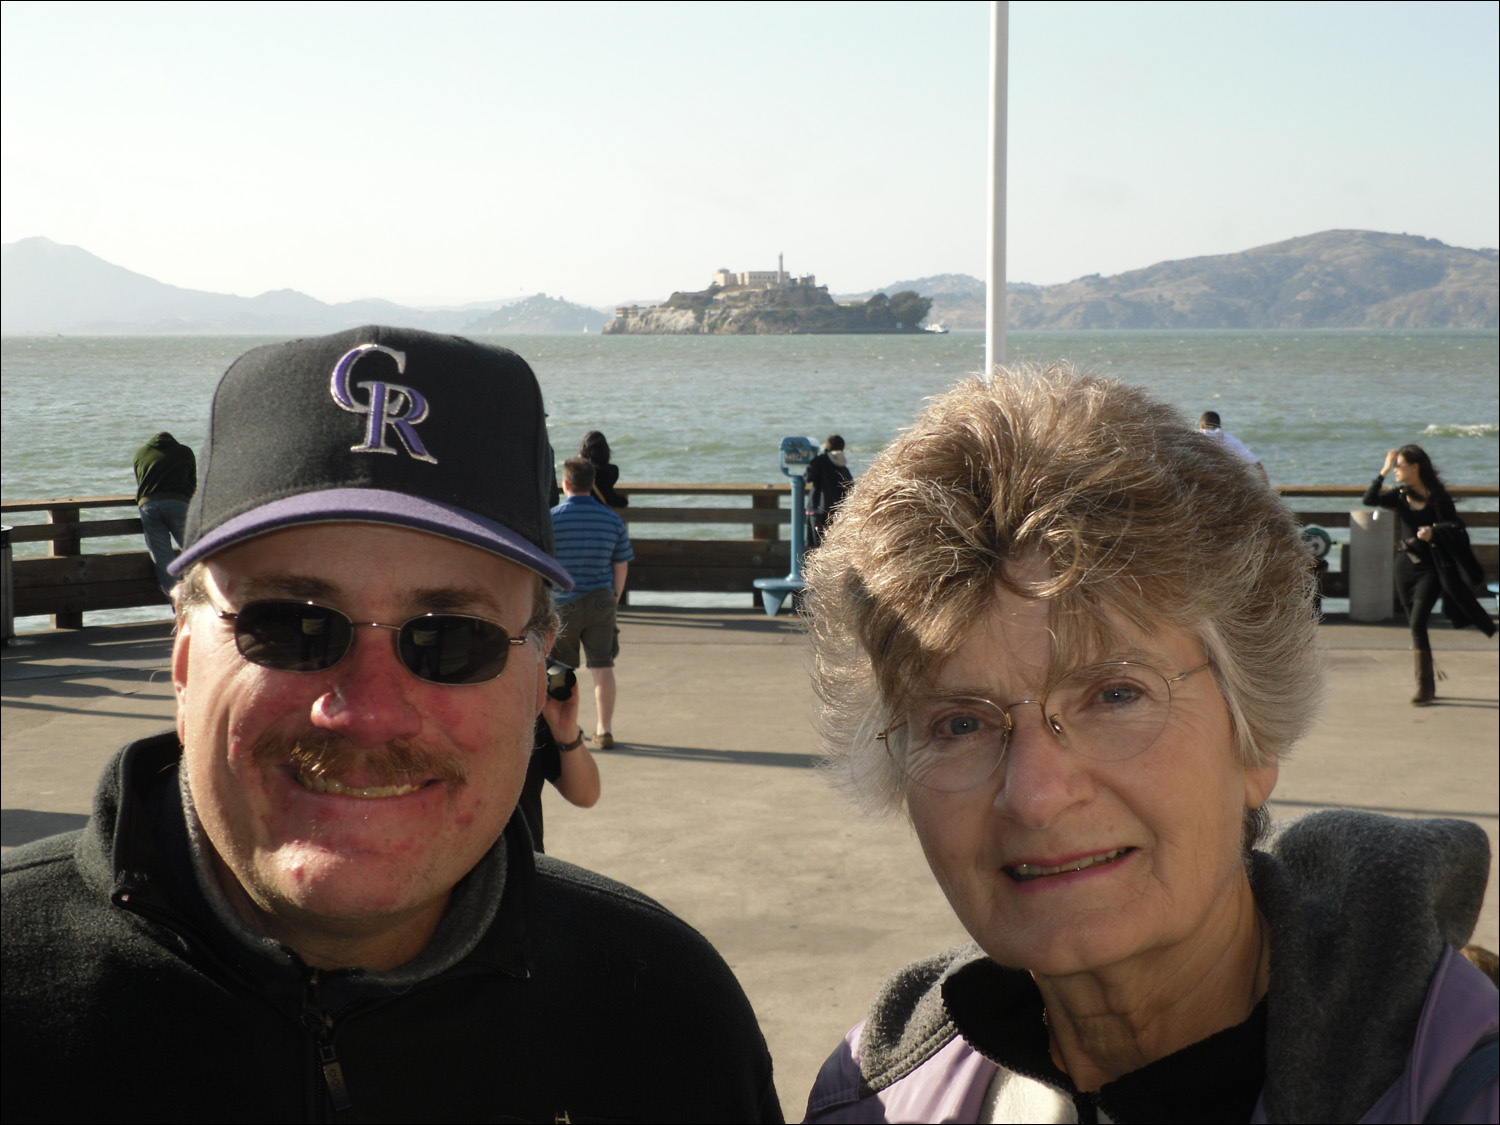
[170,325,573,590]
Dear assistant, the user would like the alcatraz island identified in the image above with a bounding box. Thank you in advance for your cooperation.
[603,256,934,335]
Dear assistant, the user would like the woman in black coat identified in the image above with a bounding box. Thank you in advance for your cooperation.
[1364,443,1494,704]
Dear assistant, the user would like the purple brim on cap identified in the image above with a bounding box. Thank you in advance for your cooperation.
[169,488,575,591]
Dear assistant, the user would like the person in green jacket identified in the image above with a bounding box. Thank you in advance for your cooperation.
[132,431,196,593]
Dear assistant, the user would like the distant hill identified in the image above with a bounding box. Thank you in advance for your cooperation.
[1011,230,1497,329]
[0,238,576,335]
[464,294,609,335]
[837,273,985,302]
[837,273,986,330]
[848,232,1497,330]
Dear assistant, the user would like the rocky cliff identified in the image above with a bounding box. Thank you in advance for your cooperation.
[603,282,931,335]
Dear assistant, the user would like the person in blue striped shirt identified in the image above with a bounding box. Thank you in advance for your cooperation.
[550,458,634,748]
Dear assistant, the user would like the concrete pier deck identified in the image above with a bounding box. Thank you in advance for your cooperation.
[4,607,1496,1116]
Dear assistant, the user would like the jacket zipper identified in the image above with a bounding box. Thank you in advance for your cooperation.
[302,970,352,1114]
[117,891,353,1117]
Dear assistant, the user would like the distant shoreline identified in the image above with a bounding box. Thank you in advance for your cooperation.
[9,326,1500,341]
[9,231,1494,335]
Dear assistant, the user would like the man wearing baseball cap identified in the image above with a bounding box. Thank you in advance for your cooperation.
[1,327,781,1121]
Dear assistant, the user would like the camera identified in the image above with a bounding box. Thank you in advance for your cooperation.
[546,661,578,701]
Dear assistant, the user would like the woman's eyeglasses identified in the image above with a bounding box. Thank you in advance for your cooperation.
[880,661,1212,792]
[214,599,531,685]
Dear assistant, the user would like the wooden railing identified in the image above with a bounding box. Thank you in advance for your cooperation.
[2,496,164,629]
[3,485,1496,630]
[614,483,790,599]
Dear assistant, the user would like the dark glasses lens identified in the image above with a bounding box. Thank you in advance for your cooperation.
[396,614,515,685]
[224,601,523,685]
[231,601,352,673]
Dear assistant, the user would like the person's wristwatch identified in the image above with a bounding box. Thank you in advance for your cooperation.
[560,728,586,752]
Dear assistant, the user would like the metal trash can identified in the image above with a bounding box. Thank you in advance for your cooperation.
[1,525,13,643]
[1348,508,1396,622]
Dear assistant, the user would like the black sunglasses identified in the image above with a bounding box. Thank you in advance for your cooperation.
[215,600,531,685]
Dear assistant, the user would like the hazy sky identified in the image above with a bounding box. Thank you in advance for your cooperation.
[3,1,1496,307]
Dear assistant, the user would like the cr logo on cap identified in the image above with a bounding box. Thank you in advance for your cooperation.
[329,344,438,464]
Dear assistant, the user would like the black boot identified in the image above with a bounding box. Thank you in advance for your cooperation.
[1412,650,1435,706]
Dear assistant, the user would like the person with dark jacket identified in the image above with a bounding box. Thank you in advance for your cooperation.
[4,735,776,1122]
[804,434,854,547]
[2,328,780,1123]
[1364,444,1495,705]
[581,429,629,509]
[132,430,196,593]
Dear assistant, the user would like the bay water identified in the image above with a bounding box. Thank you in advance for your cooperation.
[3,330,1496,628]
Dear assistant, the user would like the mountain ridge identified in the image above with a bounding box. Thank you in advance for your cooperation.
[0,238,604,335]
[841,232,1496,330]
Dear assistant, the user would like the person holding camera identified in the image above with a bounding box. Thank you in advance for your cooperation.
[1365,444,1495,705]
[519,661,601,852]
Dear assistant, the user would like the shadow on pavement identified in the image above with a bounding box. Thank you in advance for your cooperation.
[617,607,806,637]
[2,666,170,693]
[1,698,174,723]
[2,625,175,681]
[1270,797,1499,821]
[599,742,819,770]
[2,808,91,848]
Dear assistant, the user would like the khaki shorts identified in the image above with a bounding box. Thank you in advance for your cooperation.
[552,586,619,668]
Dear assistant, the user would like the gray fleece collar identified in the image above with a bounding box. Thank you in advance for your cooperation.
[180,767,509,994]
[857,943,984,1091]
[1253,810,1488,1121]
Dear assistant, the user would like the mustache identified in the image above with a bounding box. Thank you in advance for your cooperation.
[253,732,470,788]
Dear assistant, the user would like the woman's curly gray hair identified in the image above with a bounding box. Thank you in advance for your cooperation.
[802,365,1323,814]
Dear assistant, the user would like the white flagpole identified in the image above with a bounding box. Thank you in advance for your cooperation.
[986,1,1009,374]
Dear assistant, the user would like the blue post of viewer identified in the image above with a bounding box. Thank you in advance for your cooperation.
[753,436,817,616]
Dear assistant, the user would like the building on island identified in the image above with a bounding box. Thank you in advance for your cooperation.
[711,254,815,291]
[610,253,847,331]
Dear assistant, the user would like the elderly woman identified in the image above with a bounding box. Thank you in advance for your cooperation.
[802,368,1497,1123]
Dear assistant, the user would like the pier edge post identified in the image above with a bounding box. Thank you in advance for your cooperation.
[48,504,83,630]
